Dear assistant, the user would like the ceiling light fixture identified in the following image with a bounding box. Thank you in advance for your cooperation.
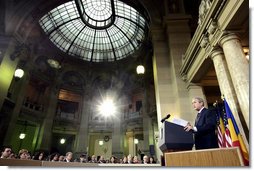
[14,68,24,80]
[60,138,66,144]
[47,59,61,69]
[136,65,145,75]
[19,133,26,139]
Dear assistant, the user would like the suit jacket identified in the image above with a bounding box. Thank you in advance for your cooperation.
[194,108,218,150]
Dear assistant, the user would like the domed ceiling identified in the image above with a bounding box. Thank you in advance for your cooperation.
[39,0,149,62]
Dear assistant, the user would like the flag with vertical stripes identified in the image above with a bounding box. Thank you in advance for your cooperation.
[216,105,226,147]
[224,99,249,166]
[222,107,232,148]
[217,117,225,147]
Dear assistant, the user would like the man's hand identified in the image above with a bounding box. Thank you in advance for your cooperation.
[184,122,193,132]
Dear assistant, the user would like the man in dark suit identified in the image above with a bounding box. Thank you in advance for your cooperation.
[184,97,218,150]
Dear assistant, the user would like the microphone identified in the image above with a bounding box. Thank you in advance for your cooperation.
[161,114,171,123]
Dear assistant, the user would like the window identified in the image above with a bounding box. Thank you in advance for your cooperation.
[136,100,142,112]
[39,0,149,62]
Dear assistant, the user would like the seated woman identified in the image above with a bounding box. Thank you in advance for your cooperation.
[18,149,30,160]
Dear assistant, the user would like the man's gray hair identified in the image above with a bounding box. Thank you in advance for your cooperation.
[193,97,205,106]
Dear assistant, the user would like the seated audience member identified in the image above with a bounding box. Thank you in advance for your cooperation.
[89,155,97,163]
[109,156,117,163]
[1,146,12,159]
[149,156,156,163]
[132,155,140,164]
[74,154,86,163]
[98,155,106,163]
[33,151,47,161]
[64,152,73,162]
[58,155,65,162]
[127,154,133,164]
[122,156,128,164]
[87,156,91,162]
[142,155,149,164]
[8,152,17,159]
[49,152,60,162]
[26,152,32,159]
[18,149,29,160]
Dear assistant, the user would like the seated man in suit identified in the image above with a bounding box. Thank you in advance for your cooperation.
[184,97,218,150]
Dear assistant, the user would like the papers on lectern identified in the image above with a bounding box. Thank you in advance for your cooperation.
[171,117,189,127]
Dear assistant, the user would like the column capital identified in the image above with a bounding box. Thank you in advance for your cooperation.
[187,83,203,90]
[219,32,240,47]
[210,47,224,60]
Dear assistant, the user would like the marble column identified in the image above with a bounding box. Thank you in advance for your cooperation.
[210,48,249,149]
[142,116,153,155]
[3,71,29,145]
[111,114,124,159]
[163,15,192,119]
[151,26,171,161]
[142,84,154,155]
[36,84,59,151]
[126,131,134,156]
[2,42,32,145]
[151,26,172,129]
[74,93,90,155]
[0,40,18,110]
[219,33,249,129]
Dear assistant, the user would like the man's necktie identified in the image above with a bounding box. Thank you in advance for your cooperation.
[195,113,201,126]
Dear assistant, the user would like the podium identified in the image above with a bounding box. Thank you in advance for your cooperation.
[158,121,193,152]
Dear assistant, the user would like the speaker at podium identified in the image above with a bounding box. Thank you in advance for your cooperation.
[158,120,194,152]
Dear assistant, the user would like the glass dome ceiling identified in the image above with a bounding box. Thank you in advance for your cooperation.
[39,0,149,62]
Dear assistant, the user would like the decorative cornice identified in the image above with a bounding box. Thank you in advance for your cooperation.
[180,0,220,78]
[200,34,209,48]
[207,20,217,35]
[198,0,212,25]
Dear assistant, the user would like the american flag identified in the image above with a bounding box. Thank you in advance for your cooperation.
[215,104,231,148]
[216,99,249,165]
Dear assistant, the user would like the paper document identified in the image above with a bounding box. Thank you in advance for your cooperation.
[171,117,189,127]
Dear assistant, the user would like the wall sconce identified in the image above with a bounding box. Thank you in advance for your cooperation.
[134,138,139,144]
[60,138,66,144]
[99,140,104,146]
[136,65,145,75]
[14,68,24,80]
[19,133,26,139]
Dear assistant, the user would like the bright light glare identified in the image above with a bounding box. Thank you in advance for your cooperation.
[19,133,26,139]
[136,65,145,74]
[14,68,24,78]
[99,140,104,146]
[60,138,66,144]
[98,98,116,116]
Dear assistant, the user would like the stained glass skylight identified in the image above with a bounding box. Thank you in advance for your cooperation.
[39,0,149,62]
